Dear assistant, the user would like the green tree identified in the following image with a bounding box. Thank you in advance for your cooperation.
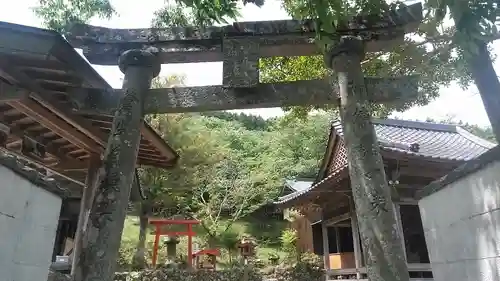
[34,0,114,31]
[426,0,500,141]
[264,114,331,180]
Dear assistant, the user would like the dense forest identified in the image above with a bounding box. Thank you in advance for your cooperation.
[137,111,331,231]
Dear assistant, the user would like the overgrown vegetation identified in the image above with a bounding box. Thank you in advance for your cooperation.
[119,111,331,270]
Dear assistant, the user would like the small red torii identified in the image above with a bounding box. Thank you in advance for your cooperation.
[149,218,200,267]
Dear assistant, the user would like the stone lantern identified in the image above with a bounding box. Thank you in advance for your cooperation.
[163,236,180,261]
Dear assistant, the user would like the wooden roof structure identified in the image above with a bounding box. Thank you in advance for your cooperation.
[0,21,178,194]
[276,118,496,209]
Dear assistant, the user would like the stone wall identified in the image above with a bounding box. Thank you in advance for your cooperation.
[0,165,62,281]
[419,160,500,281]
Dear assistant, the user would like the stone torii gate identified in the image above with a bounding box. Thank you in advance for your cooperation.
[64,3,422,281]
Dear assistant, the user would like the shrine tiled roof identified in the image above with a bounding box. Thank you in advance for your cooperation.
[276,118,496,205]
[284,179,314,193]
[333,118,496,161]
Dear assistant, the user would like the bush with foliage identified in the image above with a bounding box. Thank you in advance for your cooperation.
[280,228,298,261]
[267,251,280,265]
[261,252,324,281]
[275,260,325,281]
[114,267,263,281]
[299,252,323,268]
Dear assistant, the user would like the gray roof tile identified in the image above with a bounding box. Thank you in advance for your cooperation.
[332,118,495,161]
[276,118,496,205]
[284,180,314,192]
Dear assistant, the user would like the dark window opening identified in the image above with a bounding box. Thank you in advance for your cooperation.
[337,226,354,252]
[312,223,356,254]
[400,205,430,263]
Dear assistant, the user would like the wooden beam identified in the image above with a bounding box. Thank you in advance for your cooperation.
[69,76,419,115]
[64,3,422,65]
[0,78,30,101]
[139,123,177,164]
[7,99,102,154]
[321,218,331,270]
[350,199,363,280]
[0,116,87,171]
[396,165,454,179]
[8,55,69,73]
[323,212,350,226]
[322,205,350,223]
[0,56,108,155]
[30,95,108,148]
[23,70,81,86]
[1,58,176,168]
[72,155,101,276]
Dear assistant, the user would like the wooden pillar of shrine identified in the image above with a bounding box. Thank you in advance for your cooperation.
[321,217,330,270]
[349,197,363,279]
[71,154,101,276]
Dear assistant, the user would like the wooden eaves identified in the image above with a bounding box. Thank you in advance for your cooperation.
[0,21,178,192]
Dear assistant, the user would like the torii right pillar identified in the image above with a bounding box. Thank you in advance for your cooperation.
[324,36,410,281]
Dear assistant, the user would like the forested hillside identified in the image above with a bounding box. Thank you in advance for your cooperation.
[124,112,330,268]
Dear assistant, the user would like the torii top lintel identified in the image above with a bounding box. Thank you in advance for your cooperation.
[66,3,422,66]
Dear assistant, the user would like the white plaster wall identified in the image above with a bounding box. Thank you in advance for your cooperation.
[0,166,62,281]
[419,160,500,281]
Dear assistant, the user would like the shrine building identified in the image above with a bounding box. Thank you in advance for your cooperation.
[276,118,495,280]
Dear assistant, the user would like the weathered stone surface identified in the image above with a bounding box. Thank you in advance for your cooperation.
[65,3,422,65]
[223,38,259,87]
[73,50,160,281]
[67,3,421,44]
[69,77,418,115]
[325,36,410,281]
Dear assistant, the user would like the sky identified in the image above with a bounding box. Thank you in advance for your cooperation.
[0,0,498,127]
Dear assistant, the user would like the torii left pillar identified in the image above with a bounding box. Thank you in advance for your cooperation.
[72,49,160,281]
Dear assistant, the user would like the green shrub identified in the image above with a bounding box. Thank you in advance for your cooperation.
[299,252,322,268]
[114,267,263,281]
[280,228,298,261]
